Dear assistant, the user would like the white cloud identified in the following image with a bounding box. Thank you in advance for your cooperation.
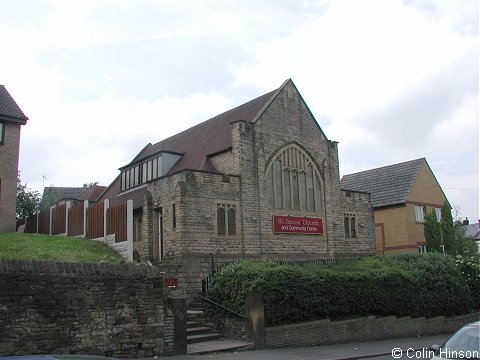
[18,89,232,192]
[1,0,478,221]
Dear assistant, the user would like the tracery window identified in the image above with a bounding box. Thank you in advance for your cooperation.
[217,204,236,236]
[266,144,324,212]
[344,213,356,238]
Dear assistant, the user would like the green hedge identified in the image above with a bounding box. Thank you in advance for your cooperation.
[207,253,475,326]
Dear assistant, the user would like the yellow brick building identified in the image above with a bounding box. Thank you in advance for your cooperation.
[341,158,449,254]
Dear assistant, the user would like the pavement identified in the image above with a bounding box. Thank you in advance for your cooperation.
[168,334,451,360]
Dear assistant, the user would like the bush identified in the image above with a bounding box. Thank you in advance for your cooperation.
[207,253,475,326]
[454,255,480,308]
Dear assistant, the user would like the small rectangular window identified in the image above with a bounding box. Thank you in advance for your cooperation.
[0,122,4,144]
[344,214,356,238]
[217,207,226,235]
[172,204,176,229]
[435,208,442,222]
[415,205,426,222]
[418,245,427,253]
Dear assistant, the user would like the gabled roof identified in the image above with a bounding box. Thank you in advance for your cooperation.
[40,185,106,209]
[103,78,327,207]
[464,222,480,240]
[127,88,278,173]
[0,85,28,124]
[341,158,425,208]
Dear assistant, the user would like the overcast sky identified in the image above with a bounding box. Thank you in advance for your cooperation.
[1,0,478,222]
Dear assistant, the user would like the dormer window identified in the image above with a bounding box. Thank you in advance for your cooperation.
[120,151,182,191]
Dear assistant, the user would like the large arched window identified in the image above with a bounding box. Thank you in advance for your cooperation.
[266,144,324,212]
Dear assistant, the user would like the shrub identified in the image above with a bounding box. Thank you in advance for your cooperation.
[207,253,475,326]
[454,255,480,308]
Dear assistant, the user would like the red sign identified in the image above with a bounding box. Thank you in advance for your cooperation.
[273,215,323,234]
[165,278,178,289]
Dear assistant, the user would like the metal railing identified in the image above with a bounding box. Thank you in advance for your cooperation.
[197,293,246,319]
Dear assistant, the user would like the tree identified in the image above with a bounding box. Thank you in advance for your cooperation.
[448,206,479,257]
[424,210,442,253]
[441,201,456,255]
[16,173,41,220]
[83,181,98,188]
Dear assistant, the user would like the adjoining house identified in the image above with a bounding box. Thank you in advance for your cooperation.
[40,185,107,210]
[98,79,376,295]
[0,85,28,232]
[341,158,449,254]
[463,220,480,253]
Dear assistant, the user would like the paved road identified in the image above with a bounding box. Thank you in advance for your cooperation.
[167,334,450,360]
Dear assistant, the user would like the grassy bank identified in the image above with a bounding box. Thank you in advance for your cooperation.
[0,233,124,264]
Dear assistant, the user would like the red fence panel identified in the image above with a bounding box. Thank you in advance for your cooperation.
[38,209,50,234]
[68,202,84,236]
[107,203,127,242]
[86,202,104,239]
[24,215,37,233]
[52,205,66,235]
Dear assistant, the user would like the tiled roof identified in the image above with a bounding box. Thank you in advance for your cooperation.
[40,186,107,209]
[81,185,108,202]
[128,89,278,173]
[464,222,480,240]
[0,85,28,123]
[341,158,425,208]
[101,79,292,207]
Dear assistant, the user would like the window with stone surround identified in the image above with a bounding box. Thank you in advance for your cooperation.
[216,203,236,236]
[266,144,324,212]
[344,213,356,238]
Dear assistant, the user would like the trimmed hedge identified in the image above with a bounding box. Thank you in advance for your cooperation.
[207,253,475,326]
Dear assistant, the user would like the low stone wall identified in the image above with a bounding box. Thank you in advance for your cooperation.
[0,259,174,357]
[266,312,480,348]
[92,234,129,260]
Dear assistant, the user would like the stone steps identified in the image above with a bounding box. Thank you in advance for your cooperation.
[186,298,252,354]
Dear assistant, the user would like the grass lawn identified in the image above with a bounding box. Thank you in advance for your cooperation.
[0,232,124,264]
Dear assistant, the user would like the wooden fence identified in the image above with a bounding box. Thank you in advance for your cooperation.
[107,203,127,242]
[68,202,84,237]
[86,202,104,240]
[19,200,131,244]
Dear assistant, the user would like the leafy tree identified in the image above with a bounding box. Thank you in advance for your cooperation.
[441,201,456,255]
[16,173,41,220]
[446,205,478,256]
[83,181,98,188]
[424,210,442,253]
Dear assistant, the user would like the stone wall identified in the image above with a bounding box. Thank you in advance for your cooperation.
[0,121,21,232]
[265,312,480,348]
[0,259,174,357]
[339,189,376,256]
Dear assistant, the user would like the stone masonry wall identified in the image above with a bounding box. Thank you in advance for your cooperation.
[232,81,367,258]
[339,190,376,256]
[266,312,480,348]
[0,122,21,232]
[0,259,173,357]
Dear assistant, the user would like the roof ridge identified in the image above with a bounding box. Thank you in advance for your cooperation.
[343,157,425,178]
[0,85,29,123]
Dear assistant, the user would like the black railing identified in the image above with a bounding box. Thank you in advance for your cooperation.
[197,293,246,319]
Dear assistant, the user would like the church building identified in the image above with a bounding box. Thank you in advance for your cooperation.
[101,79,375,294]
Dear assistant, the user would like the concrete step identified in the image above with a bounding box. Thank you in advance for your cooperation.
[187,326,215,336]
[187,309,205,321]
[187,332,223,344]
[187,320,202,327]
[188,301,204,310]
[187,339,253,355]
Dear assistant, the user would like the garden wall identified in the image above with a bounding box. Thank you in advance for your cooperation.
[265,312,480,348]
[0,259,174,357]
